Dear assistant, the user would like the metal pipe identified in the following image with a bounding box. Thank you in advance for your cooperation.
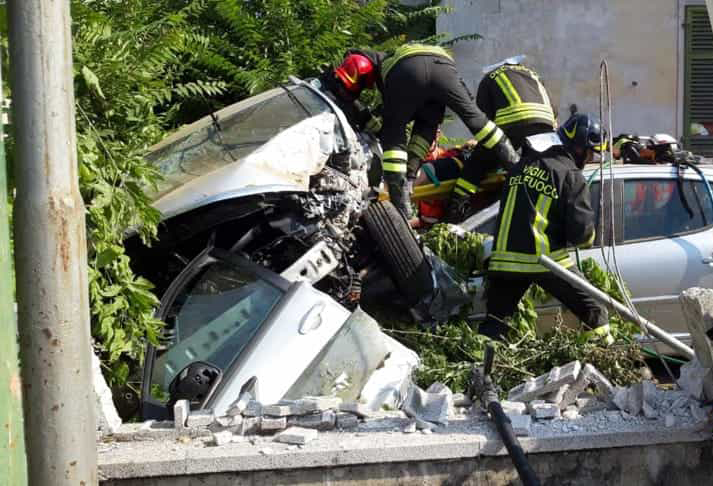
[0,50,28,485]
[7,1,98,485]
[538,255,695,360]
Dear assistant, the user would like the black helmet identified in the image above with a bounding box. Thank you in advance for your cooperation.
[558,113,607,164]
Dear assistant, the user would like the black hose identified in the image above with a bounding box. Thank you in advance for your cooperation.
[488,401,542,486]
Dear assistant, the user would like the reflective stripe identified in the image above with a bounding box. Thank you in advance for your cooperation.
[382,162,407,173]
[491,249,570,264]
[495,102,555,126]
[577,230,596,249]
[495,73,521,105]
[453,157,464,169]
[408,134,432,159]
[382,44,454,81]
[473,121,497,142]
[488,258,574,273]
[536,77,552,111]
[483,127,504,149]
[454,187,467,196]
[383,149,408,161]
[496,185,518,252]
[456,178,478,194]
[532,194,552,255]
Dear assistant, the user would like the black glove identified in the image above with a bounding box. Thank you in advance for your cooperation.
[491,136,520,172]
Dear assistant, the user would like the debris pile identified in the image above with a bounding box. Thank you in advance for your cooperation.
[498,359,712,437]
[173,393,375,446]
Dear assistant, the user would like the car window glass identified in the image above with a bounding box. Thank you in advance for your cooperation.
[623,178,713,241]
[146,86,331,199]
[149,261,284,402]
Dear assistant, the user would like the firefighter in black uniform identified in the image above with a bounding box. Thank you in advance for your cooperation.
[435,58,557,221]
[478,113,612,344]
[325,44,520,219]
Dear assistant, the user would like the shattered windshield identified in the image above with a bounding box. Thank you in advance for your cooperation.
[146,85,331,200]
[149,260,284,402]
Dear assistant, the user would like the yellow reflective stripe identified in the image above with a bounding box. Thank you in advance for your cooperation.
[497,102,555,116]
[488,258,575,273]
[383,149,408,161]
[408,134,431,159]
[382,162,407,173]
[495,103,556,126]
[532,194,553,256]
[483,127,504,149]
[496,185,518,252]
[536,78,552,110]
[495,72,521,105]
[453,157,464,169]
[454,187,467,196]
[577,230,596,249]
[473,121,497,142]
[456,178,478,194]
[491,249,570,264]
[382,44,454,81]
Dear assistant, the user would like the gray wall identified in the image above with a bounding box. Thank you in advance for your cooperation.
[437,0,700,140]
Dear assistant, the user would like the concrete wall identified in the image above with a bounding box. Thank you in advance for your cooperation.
[437,0,704,140]
[102,442,713,486]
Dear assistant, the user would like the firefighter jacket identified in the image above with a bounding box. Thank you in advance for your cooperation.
[477,64,556,134]
[489,140,596,274]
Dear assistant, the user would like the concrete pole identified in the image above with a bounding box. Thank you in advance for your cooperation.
[7,1,98,485]
[0,51,28,485]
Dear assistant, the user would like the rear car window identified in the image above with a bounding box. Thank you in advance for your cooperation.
[623,178,713,241]
[149,261,284,402]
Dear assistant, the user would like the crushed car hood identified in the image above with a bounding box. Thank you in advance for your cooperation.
[152,113,339,219]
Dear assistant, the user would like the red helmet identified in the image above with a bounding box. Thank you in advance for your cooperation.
[334,53,376,95]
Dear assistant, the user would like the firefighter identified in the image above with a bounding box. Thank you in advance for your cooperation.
[440,56,557,221]
[478,113,612,344]
[327,44,520,220]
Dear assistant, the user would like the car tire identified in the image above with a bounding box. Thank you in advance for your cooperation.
[363,201,433,306]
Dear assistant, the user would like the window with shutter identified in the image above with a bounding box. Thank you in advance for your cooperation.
[684,6,713,155]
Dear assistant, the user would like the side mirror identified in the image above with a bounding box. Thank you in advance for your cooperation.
[168,361,222,410]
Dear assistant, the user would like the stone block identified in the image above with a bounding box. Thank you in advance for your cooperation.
[402,384,449,425]
[296,396,342,414]
[508,361,581,402]
[528,400,560,420]
[690,403,712,422]
[260,416,287,432]
[226,392,252,417]
[560,364,614,409]
[678,358,710,400]
[211,430,234,446]
[263,402,300,417]
[288,411,336,431]
[415,417,437,431]
[500,401,527,415]
[576,396,608,414]
[173,399,190,430]
[243,400,263,417]
[680,288,713,401]
[642,401,658,420]
[612,387,629,412]
[403,421,417,433]
[92,351,122,435]
[544,384,569,406]
[339,402,372,418]
[665,414,676,427]
[626,383,644,416]
[236,416,261,436]
[507,414,531,436]
[336,412,359,429]
[274,426,318,445]
[186,410,214,428]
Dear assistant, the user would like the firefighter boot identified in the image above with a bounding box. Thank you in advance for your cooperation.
[384,173,414,219]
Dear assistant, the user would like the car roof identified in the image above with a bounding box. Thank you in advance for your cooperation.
[583,162,713,180]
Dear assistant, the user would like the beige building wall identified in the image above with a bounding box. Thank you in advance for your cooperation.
[436,0,704,140]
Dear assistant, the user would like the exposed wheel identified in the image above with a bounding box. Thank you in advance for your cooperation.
[363,201,433,306]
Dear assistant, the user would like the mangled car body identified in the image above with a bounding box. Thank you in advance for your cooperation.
[129,77,456,418]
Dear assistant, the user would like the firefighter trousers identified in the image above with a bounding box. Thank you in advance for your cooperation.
[479,268,609,340]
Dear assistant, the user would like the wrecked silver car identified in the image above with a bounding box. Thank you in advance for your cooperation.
[128,77,466,418]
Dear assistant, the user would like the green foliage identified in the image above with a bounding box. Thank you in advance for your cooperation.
[420,223,487,277]
[72,0,228,385]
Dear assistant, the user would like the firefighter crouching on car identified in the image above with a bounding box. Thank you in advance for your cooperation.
[478,113,613,344]
[327,44,520,220]
[434,57,557,221]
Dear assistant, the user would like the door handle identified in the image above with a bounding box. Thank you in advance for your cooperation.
[298,302,325,334]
